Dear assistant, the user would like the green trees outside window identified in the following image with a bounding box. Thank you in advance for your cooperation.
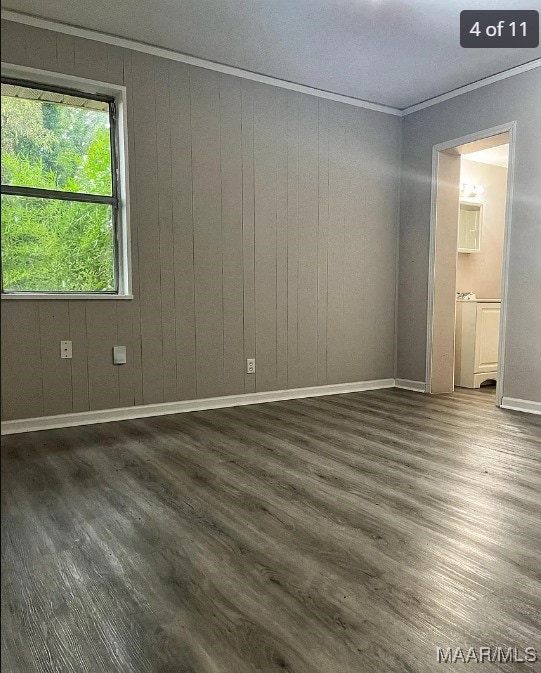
[1,82,117,293]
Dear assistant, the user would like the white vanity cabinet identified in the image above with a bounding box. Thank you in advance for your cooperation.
[455,300,501,388]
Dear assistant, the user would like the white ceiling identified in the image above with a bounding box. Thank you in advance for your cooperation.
[3,0,540,108]
[463,144,509,168]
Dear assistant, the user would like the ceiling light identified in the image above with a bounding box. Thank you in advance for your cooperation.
[460,183,483,198]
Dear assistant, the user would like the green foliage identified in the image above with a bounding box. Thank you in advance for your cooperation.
[1,95,115,292]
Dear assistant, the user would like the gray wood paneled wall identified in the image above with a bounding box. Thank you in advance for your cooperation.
[397,68,541,403]
[1,20,401,421]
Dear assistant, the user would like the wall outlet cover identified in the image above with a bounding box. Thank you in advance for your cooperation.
[113,346,127,365]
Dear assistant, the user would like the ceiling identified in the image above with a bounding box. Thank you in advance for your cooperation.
[463,144,509,168]
[3,0,540,109]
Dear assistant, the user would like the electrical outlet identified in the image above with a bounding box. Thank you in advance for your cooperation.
[246,358,256,374]
[113,345,127,365]
[60,340,72,359]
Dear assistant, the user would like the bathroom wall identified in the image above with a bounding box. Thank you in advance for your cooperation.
[456,158,508,299]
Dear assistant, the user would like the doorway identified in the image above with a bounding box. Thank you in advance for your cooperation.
[426,123,516,406]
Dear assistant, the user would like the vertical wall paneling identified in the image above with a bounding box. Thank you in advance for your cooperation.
[73,37,108,81]
[343,107,368,381]
[1,302,43,420]
[55,33,76,75]
[71,33,122,410]
[275,89,289,390]
[68,301,90,412]
[219,74,245,396]
[296,94,319,387]
[106,45,125,85]
[84,302,120,410]
[107,46,134,406]
[317,100,330,385]
[240,80,257,394]
[397,68,541,400]
[131,52,165,404]
[122,50,144,406]
[286,92,300,388]
[38,302,72,416]
[190,67,225,399]
[1,19,28,64]
[326,103,346,383]
[169,62,197,401]
[24,25,57,69]
[253,84,278,392]
[1,20,403,421]
[115,300,135,407]
[367,117,399,378]
[359,113,380,380]
[155,58,177,402]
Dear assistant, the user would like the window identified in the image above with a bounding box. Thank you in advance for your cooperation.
[1,76,128,296]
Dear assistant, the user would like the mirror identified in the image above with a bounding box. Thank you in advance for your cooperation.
[458,201,482,253]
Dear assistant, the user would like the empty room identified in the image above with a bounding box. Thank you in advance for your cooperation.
[1,2,540,672]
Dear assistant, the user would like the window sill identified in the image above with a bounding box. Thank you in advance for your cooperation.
[1,293,133,300]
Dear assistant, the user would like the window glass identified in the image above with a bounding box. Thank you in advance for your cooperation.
[1,80,118,294]
[1,195,115,292]
[1,84,112,195]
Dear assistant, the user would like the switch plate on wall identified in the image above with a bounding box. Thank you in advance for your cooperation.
[113,345,127,365]
[246,358,256,374]
[60,340,72,359]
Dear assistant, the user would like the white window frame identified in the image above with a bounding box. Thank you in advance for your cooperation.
[1,63,132,299]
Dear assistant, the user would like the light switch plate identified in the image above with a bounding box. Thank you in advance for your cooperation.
[60,340,72,359]
[113,345,127,365]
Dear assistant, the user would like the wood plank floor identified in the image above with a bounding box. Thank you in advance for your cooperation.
[2,387,540,673]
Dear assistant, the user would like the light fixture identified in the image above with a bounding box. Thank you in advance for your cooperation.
[460,183,484,198]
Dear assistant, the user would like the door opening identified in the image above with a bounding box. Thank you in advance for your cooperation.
[426,123,516,406]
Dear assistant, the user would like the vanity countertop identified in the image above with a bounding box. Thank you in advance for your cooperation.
[457,298,501,303]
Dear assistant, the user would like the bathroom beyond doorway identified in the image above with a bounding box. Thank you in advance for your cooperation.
[426,125,514,405]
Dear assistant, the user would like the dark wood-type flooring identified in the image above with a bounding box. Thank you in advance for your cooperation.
[2,387,541,672]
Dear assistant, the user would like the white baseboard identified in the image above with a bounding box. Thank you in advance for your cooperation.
[500,397,541,415]
[394,379,427,392]
[1,378,395,435]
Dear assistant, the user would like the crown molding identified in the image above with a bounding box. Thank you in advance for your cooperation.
[402,59,541,115]
[2,9,540,117]
[0,9,402,116]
